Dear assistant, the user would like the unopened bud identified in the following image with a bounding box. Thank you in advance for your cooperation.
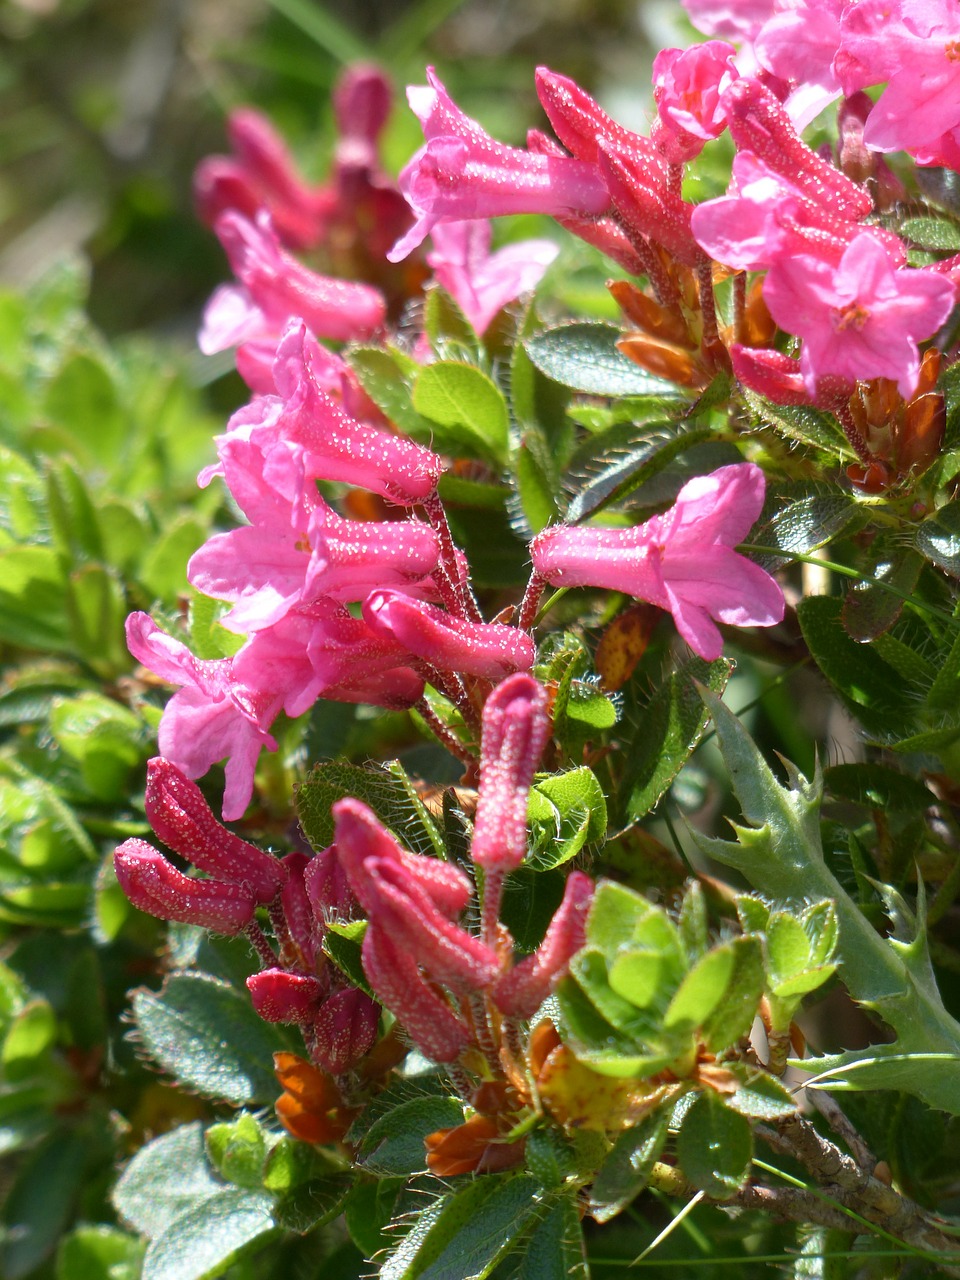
[471,674,550,873]
[115,839,256,933]
[308,987,380,1075]
[247,968,327,1023]
[145,757,286,903]
[493,871,594,1018]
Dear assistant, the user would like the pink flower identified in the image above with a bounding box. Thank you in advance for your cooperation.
[145,757,287,902]
[682,0,777,41]
[493,871,594,1019]
[125,612,277,820]
[762,233,956,399]
[530,463,784,661]
[202,212,386,352]
[471,674,551,873]
[114,839,257,933]
[426,220,558,335]
[389,68,609,260]
[652,41,739,161]
[363,589,536,680]
[838,0,960,162]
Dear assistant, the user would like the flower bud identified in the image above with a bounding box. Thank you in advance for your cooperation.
[247,968,327,1023]
[308,987,380,1076]
[471,674,550,873]
[114,839,256,933]
[493,871,594,1018]
[145,757,286,903]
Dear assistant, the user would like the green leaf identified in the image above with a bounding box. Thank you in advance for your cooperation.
[515,1194,588,1279]
[754,492,860,562]
[662,945,736,1031]
[901,215,960,251]
[349,347,437,445]
[140,515,208,603]
[297,760,443,858]
[676,1091,753,1198]
[524,323,683,397]
[423,286,481,353]
[114,1123,222,1239]
[65,564,130,675]
[744,392,849,455]
[1,998,57,1078]
[131,974,286,1105]
[527,767,607,871]
[46,459,104,561]
[824,763,935,811]
[322,919,371,995]
[699,937,766,1053]
[725,1066,796,1120]
[42,351,126,468]
[616,656,732,824]
[0,1129,89,1279]
[56,1226,144,1280]
[914,502,960,577]
[589,1109,670,1222]
[48,691,144,802]
[357,1095,464,1175]
[841,550,924,641]
[343,1176,405,1259]
[205,1114,268,1190]
[141,1188,277,1280]
[564,424,714,524]
[380,1173,541,1280]
[797,596,915,737]
[272,1173,352,1234]
[515,431,560,534]
[412,361,510,465]
[0,546,70,651]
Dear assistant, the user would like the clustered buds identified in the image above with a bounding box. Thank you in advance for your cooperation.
[116,759,378,1079]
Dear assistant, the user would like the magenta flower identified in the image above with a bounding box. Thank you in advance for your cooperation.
[145,758,287,902]
[202,212,386,352]
[652,41,738,161]
[471,674,551,874]
[762,233,956,399]
[114,840,257,934]
[363,589,536,681]
[837,0,960,161]
[530,463,784,661]
[388,68,609,261]
[492,871,594,1019]
[426,220,558,335]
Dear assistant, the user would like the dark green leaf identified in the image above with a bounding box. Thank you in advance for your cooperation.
[296,760,442,857]
[901,216,960,251]
[676,1091,752,1198]
[131,974,286,1105]
[841,550,924,641]
[343,1176,405,1259]
[56,1226,144,1280]
[423,286,480,353]
[358,1096,464,1175]
[797,596,915,737]
[142,1188,277,1280]
[754,492,860,563]
[0,1129,89,1279]
[725,1066,796,1120]
[744,392,849,455]
[114,1123,222,1239]
[272,1174,352,1233]
[515,1194,588,1279]
[349,347,437,444]
[322,919,371,995]
[915,503,960,577]
[564,424,712,524]
[380,1173,541,1280]
[524,323,683,397]
[617,656,732,824]
[825,763,935,810]
[589,1109,670,1221]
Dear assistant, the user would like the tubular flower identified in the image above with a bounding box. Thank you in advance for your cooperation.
[531,463,784,661]
[388,68,609,260]
[114,839,257,934]
[471,673,551,873]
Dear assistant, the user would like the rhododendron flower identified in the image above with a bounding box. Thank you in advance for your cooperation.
[531,463,783,660]
[388,68,609,261]
[837,0,960,164]
[114,840,258,933]
[762,233,956,399]
[200,212,386,353]
[471,673,550,873]
[682,0,776,41]
[492,871,594,1018]
[363,589,536,680]
[652,41,738,160]
[426,220,559,334]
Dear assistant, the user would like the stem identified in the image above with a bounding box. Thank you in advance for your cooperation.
[739,544,960,629]
[834,401,873,466]
[244,920,278,969]
[423,491,482,623]
[480,867,505,949]
[414,697,478,769]
[732,271,746,344]
[517,572,547,632]
[696,253,720,352]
